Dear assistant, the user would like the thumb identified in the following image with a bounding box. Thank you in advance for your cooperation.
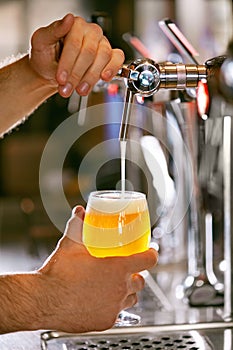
[52,13,75,41]
[40,13,74,46]
[63,205,85,243]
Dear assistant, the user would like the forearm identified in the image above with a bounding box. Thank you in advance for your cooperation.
[0,270,87,334]
[0,55,57,136]
[0,272,46,333]
[0,271,66,334]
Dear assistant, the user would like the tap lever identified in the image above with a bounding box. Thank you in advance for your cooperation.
[117,58,161,97]
[117,58,207,96]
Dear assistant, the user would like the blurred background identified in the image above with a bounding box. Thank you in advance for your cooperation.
[0,0,232,273]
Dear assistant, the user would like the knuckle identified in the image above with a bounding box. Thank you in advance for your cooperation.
[75,16,89,29]
[76,16,85,24]
[114,48,125,63]
[83,44,97,58]
[136,274,145,290]
[70,70,82,83]
[101,45,112,60]
[89,22,103,37]
[87,71,100,84]
[69,36,82,50]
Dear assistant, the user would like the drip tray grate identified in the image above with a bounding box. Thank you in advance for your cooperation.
[41,329,213,350]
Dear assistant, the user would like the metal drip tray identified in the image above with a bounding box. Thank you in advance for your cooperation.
[41,331,212,349]
[40,323,231,350]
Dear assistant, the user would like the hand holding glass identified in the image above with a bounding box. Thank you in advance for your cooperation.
[83,190,151,326]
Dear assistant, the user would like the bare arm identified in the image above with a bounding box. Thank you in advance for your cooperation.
[0,272,45,333]
[0,206,158,334]
[0,14,124,136]
[0,55,57,135]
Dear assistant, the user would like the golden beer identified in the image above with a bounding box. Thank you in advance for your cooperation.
[83,190,151,257]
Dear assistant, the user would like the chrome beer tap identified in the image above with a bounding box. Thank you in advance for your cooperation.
[118,58,207,141]
[118,55,228,307]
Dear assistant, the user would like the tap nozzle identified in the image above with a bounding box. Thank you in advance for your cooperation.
[119,88,134,142]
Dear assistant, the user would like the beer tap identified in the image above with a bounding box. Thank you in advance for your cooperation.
[117,58,206,141]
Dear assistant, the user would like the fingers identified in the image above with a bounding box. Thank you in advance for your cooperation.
[130,273,145,293]
[122,274,144,309]
[56,17,102,92]
[30,14,124,97]
[56,17,125,97]
[74,46,125,96]
[73,36,113,95]
[123,293,138,309]
[63,205,85,243]
[124,248,158,274]
[101,48,125,81]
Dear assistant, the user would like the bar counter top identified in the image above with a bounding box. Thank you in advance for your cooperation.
[0,330,41,350]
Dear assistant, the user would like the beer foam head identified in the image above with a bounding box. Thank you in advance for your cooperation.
[87,190,147,214]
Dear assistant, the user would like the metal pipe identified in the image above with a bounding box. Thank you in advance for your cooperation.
[223,115,233,320]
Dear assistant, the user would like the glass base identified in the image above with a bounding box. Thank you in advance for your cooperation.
[115,310,141,327]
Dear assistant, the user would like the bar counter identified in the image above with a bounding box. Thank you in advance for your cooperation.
[0,330,41,350]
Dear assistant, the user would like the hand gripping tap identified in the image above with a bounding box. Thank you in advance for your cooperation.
[117,58,207,141]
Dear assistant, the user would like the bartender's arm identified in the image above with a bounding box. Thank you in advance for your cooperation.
[0,13,124,136]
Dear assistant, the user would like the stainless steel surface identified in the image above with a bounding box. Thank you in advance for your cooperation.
[40,323,233,350]
[159,63,206,89]
[117,54,207,163]
[220,57,233,101]
[170,100,223,306]
[118,59,161,97]
[117,59,207,93]
[119,88,134,142]
[159,18,200,65]
[223,113,233,321]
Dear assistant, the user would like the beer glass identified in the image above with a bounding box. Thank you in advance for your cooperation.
[83,190,151,326]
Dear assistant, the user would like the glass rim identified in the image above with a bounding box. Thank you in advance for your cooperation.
[89,190,146,200]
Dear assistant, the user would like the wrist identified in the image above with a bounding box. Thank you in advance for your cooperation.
[24,54,58,93]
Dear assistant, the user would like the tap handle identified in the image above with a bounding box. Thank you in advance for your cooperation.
[117,58,207,96]
[117,58,161,97]
[117,58,207,142]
